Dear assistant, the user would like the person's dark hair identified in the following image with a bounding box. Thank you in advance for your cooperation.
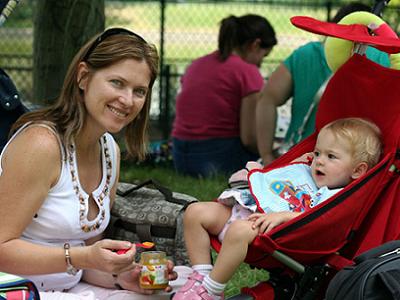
[12,28,159,161]
[331,2,371,23]
[218,14,277,61]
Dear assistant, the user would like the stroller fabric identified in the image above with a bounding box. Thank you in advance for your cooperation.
[211,53,400,299]
[290,16,400,54]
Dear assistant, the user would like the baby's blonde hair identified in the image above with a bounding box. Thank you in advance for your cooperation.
[321,118,382,168]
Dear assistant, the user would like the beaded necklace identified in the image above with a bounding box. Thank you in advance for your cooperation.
[68,135,112,232]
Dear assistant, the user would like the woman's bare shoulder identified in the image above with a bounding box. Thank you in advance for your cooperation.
[2,125,62,173]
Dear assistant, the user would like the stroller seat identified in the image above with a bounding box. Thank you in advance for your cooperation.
[211,15,400,300]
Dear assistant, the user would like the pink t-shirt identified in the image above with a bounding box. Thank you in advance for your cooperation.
[172,51,264,140]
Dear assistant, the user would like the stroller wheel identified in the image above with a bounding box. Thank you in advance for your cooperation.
[235,273,297,300]
[268,274,297,300]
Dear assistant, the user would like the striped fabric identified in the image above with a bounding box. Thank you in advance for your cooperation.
[0,272,39,300]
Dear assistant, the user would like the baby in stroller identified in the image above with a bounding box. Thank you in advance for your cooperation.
[172,117,382,300]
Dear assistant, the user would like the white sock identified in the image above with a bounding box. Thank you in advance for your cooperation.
[203,274,225,297]
[192,264,213,277]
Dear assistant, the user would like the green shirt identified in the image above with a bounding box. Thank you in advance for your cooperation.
[283,41,390,144]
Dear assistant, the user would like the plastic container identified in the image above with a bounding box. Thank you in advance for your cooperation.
[139,251,169,289]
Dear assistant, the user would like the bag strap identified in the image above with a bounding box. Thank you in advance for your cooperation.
[118,179,195,208]
[107,216,176,240]
[136,224,153,243]
[106,217,154,243]
[355,240,400,264]
[378,269,400,299]
[285,74,332,148]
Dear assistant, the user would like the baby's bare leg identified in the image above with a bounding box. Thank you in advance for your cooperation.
[210,219,258,283]
[184,202,232,265]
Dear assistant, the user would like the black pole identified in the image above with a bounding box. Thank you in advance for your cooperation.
[159,0,166,138]
[326,0,332,22]
[164,64,171,139]
[372,0,390,16]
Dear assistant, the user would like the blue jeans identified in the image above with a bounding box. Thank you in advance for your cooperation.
[172,137,259,178]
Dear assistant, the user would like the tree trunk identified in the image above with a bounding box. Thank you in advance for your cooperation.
[33,0,104,106]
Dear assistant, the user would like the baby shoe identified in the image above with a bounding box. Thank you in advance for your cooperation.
[173,284,224,300]
[172,271,204,299]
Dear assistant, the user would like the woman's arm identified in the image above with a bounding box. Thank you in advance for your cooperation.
[256,64,293,165]
[240,91,261,154]
[0,126,67,274]
[0,127,135,275]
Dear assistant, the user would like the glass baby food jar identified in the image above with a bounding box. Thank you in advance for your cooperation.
[139,251,168,289]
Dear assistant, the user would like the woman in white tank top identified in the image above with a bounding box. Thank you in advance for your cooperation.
[0,27,191,300]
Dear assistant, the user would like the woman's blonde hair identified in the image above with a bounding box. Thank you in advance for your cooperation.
[12,28,159,161]
[322,117,382,168]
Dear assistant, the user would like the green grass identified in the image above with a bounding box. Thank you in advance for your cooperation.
[119,162,269,298]
[120,162,226,200]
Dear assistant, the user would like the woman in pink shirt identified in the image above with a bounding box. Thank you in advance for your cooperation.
[171,14,277,177]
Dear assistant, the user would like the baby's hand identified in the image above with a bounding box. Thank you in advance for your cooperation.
[228,168,248,184]
[245,161,263,171]
[228,161,263,184]
[248,212,300,234]
[291,152,314,164]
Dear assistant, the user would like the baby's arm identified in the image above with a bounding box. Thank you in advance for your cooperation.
[248,211,301,234]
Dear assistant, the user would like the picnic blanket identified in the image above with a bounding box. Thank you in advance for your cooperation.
[0,272,40,300]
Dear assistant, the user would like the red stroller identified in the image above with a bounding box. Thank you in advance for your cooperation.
[211,5,400,300]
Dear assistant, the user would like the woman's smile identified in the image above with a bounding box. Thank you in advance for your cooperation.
[107,104,128,118]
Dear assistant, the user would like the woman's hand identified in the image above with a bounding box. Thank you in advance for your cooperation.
[165,260,178,284]
[117,260,178,294]
[84,239,138,274]
[248,212,300,234]
[116,266,153,295]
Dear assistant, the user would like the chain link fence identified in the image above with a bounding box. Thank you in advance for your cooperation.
[1,0,399,138]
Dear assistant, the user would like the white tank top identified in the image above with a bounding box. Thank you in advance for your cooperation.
[0,124,118,291]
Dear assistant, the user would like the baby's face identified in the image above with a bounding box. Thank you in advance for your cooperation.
[311,129,356,189]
